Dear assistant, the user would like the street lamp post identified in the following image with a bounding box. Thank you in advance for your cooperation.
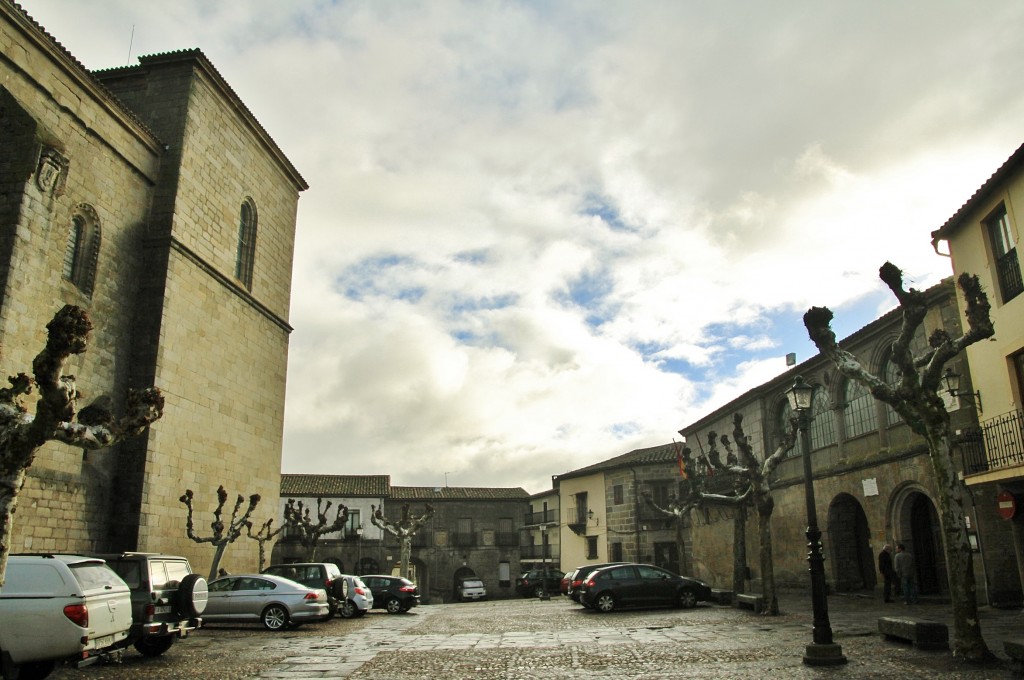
[355,525,363,574]
[786,376,847,666]
[540,526,551,600]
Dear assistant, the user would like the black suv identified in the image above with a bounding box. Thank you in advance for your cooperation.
[262,563,347,617]
[515,568,564,598]
[361,574,420,613]
[92,553,206,656]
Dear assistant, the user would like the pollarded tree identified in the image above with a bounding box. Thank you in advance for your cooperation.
[180,486,261,580]
[370,503,434,580]
[0,305,164,585]
[803,262,993,660]
[688,415,797,615]
[282,497,348,561]
[246,518,285,573]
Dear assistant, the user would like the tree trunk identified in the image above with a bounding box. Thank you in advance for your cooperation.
[927,432,990,660]
[400,536,411,579]
[757,500,779,615]
[208,542,228,581]
[0,469,28,585]
[733,505,747,595]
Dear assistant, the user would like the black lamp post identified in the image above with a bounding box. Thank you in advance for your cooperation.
[539,526,551,600]
[786,376,847,666]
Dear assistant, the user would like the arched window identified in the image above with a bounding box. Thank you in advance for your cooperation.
[779,401,803,458]
[883,357,903,426]
[844,378,877,438]
[809,385,836,449]
[235,198,257,290]
[62,205,100,296]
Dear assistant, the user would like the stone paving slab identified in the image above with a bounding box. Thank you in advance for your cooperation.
[256,592,1023,679]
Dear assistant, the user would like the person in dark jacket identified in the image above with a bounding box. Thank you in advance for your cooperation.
[878,544,897,602]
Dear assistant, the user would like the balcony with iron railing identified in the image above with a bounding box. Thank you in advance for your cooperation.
[523,509,558,526]
[960,409,1024,476]
[996,248,1023,302]
[519,544,560,561]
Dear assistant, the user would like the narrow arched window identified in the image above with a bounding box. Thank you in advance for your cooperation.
[235,198,257,290]
[809,385,836,449]
[779,401,802,458]
[62,206,100,296]
[883,358,903,426]
[844,378,877,438]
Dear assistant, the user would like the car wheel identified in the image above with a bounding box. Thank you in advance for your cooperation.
[14,661,55,680]
[133,635,176,657]
[176,573,209,617]
[385,598,403,614]
[678,588,698,609]
[261,604,289,630]
[339,599,358,619]
[595,593,616,613]
[533,585,546,598]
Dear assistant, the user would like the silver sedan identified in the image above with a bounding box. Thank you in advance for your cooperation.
[204,574,330,630]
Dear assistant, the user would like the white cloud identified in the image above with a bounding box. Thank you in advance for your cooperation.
[25,0,1024,493]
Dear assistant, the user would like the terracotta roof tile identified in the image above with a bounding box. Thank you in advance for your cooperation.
[554,443,679,482]
[389,486,530,501]
[281,474,390,497]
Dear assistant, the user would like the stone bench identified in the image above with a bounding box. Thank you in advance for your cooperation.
[1005,639,1024,679]
[710,589,733,605]
[877,616,949,650]
[735,593,764,613]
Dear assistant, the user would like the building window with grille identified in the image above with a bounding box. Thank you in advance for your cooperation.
[62,206,100,296]
[236,198,257,290]
[586,536,598,559]
[610,542,623,562]
[613,484,623,505]
[987,204,1022,303]
[779,401,803,458]
[844,378,877,438]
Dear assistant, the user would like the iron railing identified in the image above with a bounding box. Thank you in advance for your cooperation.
[996,249,1023,302]
[523,509,558,526]
[519,544,559,560]
[960,409,1024,475]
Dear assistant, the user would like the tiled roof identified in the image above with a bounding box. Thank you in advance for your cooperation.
[554,443,679,482]
[389,486,530,501]
[281,474,390,497]
[931,141,1024,241]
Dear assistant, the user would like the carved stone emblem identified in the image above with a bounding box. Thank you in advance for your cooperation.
[36,146,69,196]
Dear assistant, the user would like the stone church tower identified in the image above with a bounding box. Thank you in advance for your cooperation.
[0,1,306,575]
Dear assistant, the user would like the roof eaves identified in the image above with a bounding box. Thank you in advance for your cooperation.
[931,141,1024,242]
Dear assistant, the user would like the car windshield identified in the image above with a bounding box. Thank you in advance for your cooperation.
[70,563,124,590]
[462,580,484,588]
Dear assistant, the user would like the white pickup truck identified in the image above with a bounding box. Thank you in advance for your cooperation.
[0,554,133,680]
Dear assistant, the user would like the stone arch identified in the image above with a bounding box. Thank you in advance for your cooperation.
[410,556,429,601]
[452,564,477,599]
[827,492,874,591]
[357,556,379,575]
[890,485,948,596]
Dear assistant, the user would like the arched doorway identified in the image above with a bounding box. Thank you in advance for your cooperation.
[453,565,476,600]
[827,493,874,591]
[357,557,379,575]
[894,489,948,596]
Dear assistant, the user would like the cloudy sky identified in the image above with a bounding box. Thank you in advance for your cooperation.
[25,1,1024,494]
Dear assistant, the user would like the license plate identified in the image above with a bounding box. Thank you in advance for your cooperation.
[154,606,172,614]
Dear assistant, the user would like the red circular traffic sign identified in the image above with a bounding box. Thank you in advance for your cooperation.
[997,491,1017,520]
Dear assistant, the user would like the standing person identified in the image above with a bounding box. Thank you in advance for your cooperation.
[878,544,897,603]
[893,543,918,605]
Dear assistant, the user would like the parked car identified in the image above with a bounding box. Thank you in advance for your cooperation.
[566,563,626,603]
[92,552,206,657]
[0,554,133,680]
[455,577,487,602]
[361,574,420,613]
[515,568,564,598]
[261,562,346,617]
[336,574,373,618]
[204,574,329,630]
[579,563,712,613]
[560,569,576,596]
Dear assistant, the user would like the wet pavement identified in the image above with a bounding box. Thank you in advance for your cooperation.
[254,591,1024,679]
[50,590,1024,679]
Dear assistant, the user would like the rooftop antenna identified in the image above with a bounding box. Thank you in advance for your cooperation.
[444,472,450,487]
[127,24,135,64]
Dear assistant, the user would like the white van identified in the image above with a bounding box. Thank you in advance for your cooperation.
[0,554,133,680]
